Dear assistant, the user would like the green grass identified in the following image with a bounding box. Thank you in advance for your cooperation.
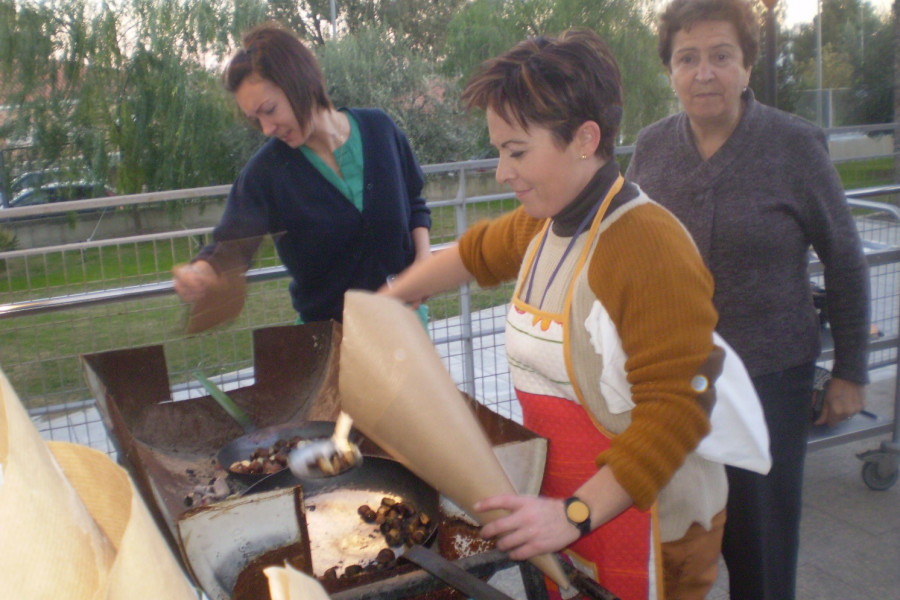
[0,236,283,296]
[836,157,896,190]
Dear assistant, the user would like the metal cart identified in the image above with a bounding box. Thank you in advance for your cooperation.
[807,192,900,490]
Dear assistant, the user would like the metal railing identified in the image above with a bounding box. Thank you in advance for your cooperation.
[0,158,521,455]
[2,159,900,456]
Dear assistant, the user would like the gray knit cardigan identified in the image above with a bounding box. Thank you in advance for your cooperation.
[627,90,870,383]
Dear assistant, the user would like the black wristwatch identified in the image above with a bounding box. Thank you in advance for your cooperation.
[564,496,592,537]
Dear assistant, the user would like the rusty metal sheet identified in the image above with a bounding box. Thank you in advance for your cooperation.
[178,485,310,600]
[78,322,554,600]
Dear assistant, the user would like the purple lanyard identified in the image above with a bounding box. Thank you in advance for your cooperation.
[524,196,604,309]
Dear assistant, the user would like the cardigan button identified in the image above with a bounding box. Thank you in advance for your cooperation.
[690,375,709,393]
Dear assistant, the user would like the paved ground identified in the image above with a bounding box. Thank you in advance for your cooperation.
[709,367,900,600]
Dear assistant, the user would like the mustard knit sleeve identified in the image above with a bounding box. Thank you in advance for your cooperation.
[589,203,719,510]
[458,207,545,287]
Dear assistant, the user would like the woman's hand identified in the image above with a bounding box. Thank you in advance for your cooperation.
[817,377,866,428]
[172,260,219,303]
[377,244,473,307]
[474,466,634,560]
[474,495,580,560]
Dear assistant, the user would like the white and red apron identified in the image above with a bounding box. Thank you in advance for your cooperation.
[505,176,661,600]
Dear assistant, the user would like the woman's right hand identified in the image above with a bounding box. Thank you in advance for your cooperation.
[172,260,219,303]
[379,273,424,309]
[376,244,473,306]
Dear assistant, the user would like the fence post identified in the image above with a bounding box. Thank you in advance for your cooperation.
[453,165,476,398]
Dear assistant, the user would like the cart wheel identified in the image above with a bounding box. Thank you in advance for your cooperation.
[861,460,899,491]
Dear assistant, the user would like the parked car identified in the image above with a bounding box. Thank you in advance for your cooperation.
[9,169,94,195]
[7,181,114,209]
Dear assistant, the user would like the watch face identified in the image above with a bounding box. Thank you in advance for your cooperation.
[566,499,590,523]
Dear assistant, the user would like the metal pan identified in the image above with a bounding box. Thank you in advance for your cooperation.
[403,545,516,600]
[217,421,346,485]
[195,371,344,484]
[245,456,440,578]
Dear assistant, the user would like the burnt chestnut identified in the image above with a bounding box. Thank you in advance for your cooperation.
[384,528,402,547]
[357,505,377,523]
[343,564,364,577]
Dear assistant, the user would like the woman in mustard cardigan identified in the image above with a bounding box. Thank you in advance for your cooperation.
[382,28,732,600]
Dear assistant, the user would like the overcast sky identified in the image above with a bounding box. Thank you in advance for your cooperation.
[783,0,891,27]
[650,1,892,29]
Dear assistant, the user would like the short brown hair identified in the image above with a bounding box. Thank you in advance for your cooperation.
[223,23,332,130]
[657,0,759,69]
[460,28,623,160]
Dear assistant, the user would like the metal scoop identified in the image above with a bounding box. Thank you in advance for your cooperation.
[288,411,362,478]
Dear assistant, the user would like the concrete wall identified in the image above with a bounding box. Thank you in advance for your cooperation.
[4,199,228,247]
[3,171,506,248]
[828,133,894,161]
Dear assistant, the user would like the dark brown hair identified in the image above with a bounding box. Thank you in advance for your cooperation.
[657,0,759,69]
[460,28,623,160]
[223,23,332,130]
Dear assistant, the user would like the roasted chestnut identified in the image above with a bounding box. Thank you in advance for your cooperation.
[343,564,364,577]
[376,548,396,564]
[229,436,308,476]
[358,496,433,549]
[357,505,377,523]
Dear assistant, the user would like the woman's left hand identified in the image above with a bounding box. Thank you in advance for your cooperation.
[474,495,579,560]
[817,377,866,428]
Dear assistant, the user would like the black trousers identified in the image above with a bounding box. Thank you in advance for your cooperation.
[721,362,815,600]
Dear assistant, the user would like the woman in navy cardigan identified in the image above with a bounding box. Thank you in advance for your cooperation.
[173,23,431,325]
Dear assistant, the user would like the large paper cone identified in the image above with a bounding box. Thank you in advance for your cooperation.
[0,367,197,600]
[339,291,570,590]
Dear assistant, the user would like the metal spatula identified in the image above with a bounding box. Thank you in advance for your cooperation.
[288,411,362,478]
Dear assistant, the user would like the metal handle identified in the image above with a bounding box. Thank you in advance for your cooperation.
[403,545,515,600]
[193,370,255,433]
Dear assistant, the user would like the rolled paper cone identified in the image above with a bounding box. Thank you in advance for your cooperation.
[264,563,330,600]
[182,264,246,334]
[339,291,570,590]
[0,368,196,599]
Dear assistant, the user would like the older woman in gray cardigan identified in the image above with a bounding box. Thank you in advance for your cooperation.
[626,1,870,599]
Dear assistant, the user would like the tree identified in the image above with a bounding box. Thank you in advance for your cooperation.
[317,24,482,163]
[0,0,488,196]
[848,17,893,124]
[787,0,893,124]
[750,15,804,115]
[5,0,889,204]
[339,0,469,57]
[0,0,270,195]
[440,0,669,156]
[267,0,331,45]
[795,42,855,89]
